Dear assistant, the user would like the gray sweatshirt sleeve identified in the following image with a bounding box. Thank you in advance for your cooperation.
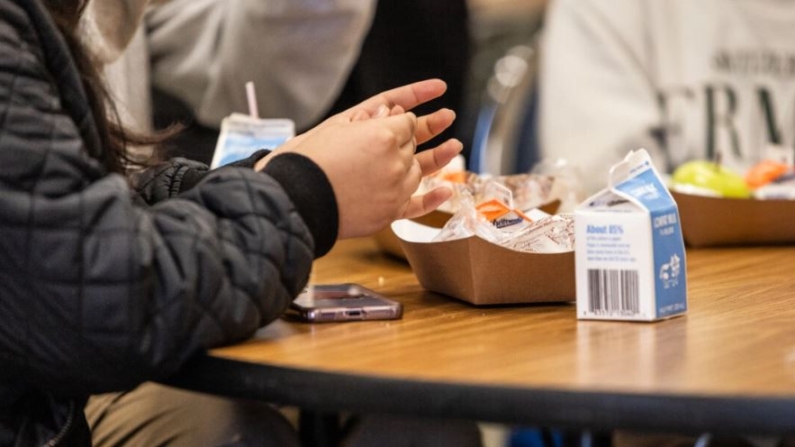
[146,0,376,130]
[539,0,665,194]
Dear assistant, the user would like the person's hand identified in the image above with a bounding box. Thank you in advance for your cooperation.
[264,79,453,157]
[266,110,460,239]
[255,79,463,238]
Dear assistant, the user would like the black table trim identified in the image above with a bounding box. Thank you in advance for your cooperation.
[162,354,795,436]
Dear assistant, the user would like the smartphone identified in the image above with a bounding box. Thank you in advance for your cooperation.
[286,283,403,323]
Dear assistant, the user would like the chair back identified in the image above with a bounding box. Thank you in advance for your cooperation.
[470,39,541,175]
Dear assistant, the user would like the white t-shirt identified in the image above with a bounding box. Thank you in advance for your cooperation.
[540,0,795,192]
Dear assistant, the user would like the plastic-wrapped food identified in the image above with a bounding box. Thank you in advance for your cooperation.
[745,146,795,199]
[432,189,575,254]
[499,214,575,254]
[431,193,505,244]
[480,174,555,211]
[745,160,790,189]
[420,170,567,214]
[754,173,795,200]
[531,158,587,212]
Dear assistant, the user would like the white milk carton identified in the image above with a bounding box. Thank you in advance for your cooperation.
[575,149,687,321]
[210,114,294,169]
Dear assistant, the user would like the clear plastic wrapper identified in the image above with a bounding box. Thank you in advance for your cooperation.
[531,158,587,212]
[499,214,575,254]
[432,194,505,244]
[421,159,578,251]
[484,174,555,211]
[418,167,574,215]
[432,191,575,254]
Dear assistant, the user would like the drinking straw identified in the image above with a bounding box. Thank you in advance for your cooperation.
[246,81,259,119]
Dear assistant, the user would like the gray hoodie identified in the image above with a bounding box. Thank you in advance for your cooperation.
[82,0,374,131]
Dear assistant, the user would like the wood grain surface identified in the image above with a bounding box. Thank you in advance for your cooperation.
[211,237,795,398]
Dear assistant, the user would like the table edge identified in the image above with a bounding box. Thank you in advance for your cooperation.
[163,354,795,435]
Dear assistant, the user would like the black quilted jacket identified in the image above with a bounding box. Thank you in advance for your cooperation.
[0,0,339,445]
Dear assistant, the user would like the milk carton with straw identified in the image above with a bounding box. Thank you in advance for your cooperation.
[210,82,295,168]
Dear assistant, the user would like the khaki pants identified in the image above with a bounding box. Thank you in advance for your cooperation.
[86,383,483,447]
[86,382,300,447]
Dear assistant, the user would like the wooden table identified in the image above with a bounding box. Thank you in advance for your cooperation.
[167,237,795,436]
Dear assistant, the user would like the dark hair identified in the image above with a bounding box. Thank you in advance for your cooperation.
[42,0,173,175]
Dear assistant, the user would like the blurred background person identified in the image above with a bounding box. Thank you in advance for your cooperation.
[525,0,795,443]
[147,0,473,164]
[85,0,376,163]
[539,0,795,194]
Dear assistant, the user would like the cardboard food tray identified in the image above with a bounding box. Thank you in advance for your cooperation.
[374,200,562,260]
[373,210,452,259]
[392,219,575,305]
[671,191,795,247]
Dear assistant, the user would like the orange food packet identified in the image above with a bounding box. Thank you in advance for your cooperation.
[745,160,790,189]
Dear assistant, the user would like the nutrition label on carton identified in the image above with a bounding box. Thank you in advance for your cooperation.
[579,211,647,318]
[584,225,635,263]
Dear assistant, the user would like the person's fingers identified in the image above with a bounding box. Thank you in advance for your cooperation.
[350,109,371,122]
[374,104,390,118]
[401,158,423,200]
[396,137,418,171]
[398,187,454,220]
[415,138,464,176]
[415,108,456,145]
[348,104,401,122]
[350,79,447,116]
[380,112,417,147]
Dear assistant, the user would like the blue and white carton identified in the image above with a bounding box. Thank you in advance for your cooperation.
[575,149,687,321]
[210,114,294,169]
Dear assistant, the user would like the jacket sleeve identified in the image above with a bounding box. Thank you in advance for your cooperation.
[538,0,666,194]
[146,0,376,130]
[132,150,270,205]
[0,4,336,397]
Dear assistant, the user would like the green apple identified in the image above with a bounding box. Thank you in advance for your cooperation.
[671,160,751,198]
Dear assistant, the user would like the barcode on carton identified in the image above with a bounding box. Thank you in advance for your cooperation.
[587,269,640,315]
